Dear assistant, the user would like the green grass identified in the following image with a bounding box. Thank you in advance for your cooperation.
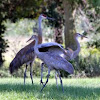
[0,78,100,100]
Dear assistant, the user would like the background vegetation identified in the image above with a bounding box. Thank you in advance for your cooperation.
[0,0,100,78]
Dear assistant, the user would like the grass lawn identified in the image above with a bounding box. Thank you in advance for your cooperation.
[0,77,100,100]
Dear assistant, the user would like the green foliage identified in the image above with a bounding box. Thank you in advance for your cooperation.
[0,65,11,77]
[59,47,100,78]
[73,48,100,77]
[4,19,34,36]
[2,0,44,21]
[0,70,10,77]
[82,0,100,48]
[4,19,54,40]
[0,6,8,66]
[88,0,100,12]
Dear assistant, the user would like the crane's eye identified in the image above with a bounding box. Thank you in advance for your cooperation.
[79,34,81,36]
[42,14,46,17]
[78,33,81,36]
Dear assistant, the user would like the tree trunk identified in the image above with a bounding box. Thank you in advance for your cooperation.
[63,0,76,50]
[54,27,63,44]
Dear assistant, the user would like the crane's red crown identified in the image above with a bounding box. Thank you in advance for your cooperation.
[42,14,47,17]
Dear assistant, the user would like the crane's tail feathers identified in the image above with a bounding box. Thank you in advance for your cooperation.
[9,52,35,74]
[66,63,74,74]
[9,58,22,74]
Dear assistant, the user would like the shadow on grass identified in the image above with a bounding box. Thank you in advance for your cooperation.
[0,83,100,100]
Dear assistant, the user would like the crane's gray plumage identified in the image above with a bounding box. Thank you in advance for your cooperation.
[27,41,67,57]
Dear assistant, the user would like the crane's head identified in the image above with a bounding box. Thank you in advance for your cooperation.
[27,35,38,42]
[40,14,55,21]
[75,33,88,39]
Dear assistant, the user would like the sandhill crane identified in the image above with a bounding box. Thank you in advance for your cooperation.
[27,41,69,84]
[53,33,87,86]
[9,14,54,85]
[66,33,87,60]
[27,35,74,92]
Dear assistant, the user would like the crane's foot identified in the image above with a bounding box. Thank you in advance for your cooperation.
[46,74,50,78]
[40,84,45,92]
[62,87,64,93]
[32,81,33,84]
[40,74,50,92]
[40,80,44,85]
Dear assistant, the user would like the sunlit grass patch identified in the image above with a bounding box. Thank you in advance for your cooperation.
[0,78,100,100]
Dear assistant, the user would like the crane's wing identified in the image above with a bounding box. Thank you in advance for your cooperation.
[38,42,64,49]
[38,42,68,57]
[26,42,65,54]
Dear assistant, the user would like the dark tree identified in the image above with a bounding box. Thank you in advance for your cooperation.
[0,1,8,66]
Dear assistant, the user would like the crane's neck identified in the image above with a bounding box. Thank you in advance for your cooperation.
[38,16,43,44]
[72,36,80,59]
[34,37,40,55]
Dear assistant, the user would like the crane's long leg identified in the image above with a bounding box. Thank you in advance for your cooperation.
[57,70,64,93]
[55,71,58,89]
[40,62,44,85]
[24,64,28,85]
[30,56,36,84]
[40,68,50,92]
[30,62,33,84]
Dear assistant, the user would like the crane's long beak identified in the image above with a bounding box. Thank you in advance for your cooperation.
[46,17,55,21]
[26,37,33,42]
[81,35,88,39]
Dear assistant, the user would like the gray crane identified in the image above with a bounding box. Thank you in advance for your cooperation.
[9,14,54,85]
[27,35,74,92]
